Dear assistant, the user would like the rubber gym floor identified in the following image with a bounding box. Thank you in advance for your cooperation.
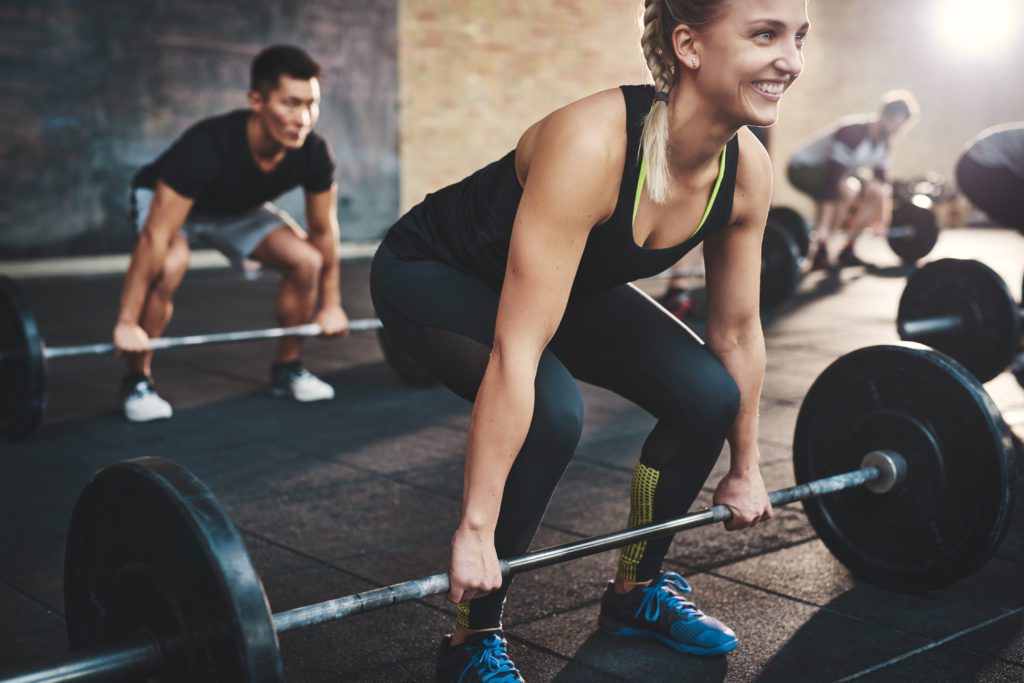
[2,227,1022,682]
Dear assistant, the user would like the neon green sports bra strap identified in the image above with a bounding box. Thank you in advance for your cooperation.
[632,154,648,225]
[631,145,729,236]
[694,145,728,237]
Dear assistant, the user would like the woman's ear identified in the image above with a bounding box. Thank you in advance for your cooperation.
[671,23,701,70]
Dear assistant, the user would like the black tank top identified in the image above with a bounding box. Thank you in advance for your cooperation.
[385,85,740,297]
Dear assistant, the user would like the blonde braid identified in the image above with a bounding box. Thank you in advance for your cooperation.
[639,0,676,204]
[637,0,728,204]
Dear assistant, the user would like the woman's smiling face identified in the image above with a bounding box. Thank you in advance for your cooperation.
[686,0,809,127]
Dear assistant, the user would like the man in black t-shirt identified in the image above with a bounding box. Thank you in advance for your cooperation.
[113,45,350,422]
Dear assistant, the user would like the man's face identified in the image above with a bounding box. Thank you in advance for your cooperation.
[880,111,910,138]
[250,76,321,149]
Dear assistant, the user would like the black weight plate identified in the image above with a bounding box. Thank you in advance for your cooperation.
[65,457,283,682]
[897,259,1020,383]
[760,220,801,311]
[888,199,939,262]
[768,206,811,258]
[794,344,1014,592]
[0,276,46,439]
[378,326,438,386]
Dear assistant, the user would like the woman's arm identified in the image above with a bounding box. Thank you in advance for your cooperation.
[702,128,774,531]
[449,92,623,603]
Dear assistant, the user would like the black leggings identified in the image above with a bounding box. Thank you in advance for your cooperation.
[370,242,740,629]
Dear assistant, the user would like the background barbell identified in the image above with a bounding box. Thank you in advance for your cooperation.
[0,275,437,440]
[896,258,1023,383]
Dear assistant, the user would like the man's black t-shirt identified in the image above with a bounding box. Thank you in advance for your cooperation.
[133,110,336,216]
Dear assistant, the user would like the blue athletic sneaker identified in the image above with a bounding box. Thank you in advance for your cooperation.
[598,571,738,656]
[435,630,525,682]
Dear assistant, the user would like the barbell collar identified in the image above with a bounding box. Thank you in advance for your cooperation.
[861,450,907,494]
[898,314,964,339]
[43,319,383,360]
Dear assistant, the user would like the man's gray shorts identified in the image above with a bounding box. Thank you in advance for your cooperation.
[786,163,826,200]
[130,188,301,278]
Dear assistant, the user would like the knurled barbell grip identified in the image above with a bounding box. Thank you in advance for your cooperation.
[272,463,887,634]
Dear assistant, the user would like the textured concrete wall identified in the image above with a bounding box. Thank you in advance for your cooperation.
[0,0,397,258]
[399,0,1024,217]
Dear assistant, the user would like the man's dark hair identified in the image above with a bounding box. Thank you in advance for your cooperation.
[250,45,321,96]
[879,89,919,122]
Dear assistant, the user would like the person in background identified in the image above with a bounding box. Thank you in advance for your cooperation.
[955,122,1024,233]
[787,90,918,269]
[113,45,349,422]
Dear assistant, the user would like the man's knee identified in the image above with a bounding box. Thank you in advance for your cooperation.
[283,242,323,285]
[834,176,857,202]
[153,242,189,298]
[862,180,890,202]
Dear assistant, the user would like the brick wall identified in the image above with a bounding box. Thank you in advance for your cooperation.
[399,0,1024,219]
[398,0,648,211]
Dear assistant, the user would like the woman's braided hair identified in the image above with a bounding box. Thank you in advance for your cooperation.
[639,0,727,203]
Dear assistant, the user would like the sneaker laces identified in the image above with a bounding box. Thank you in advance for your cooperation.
[125,378,155,398]
[459,634,522,683]
[636,573,704,624]
[289,366,314,380]
[655,571,692,594]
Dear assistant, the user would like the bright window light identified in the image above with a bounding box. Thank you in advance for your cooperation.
[938,0,1021,54]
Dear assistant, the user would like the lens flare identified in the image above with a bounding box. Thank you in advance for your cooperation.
[938,0,1021,54]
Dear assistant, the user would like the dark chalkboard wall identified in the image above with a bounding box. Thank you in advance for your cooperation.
[0,0,398,258]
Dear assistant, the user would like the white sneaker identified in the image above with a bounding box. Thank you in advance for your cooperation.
[121,376,173,423]
[269,363,335,402]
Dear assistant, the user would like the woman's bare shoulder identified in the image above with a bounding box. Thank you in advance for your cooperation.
[732,127,774,222]
[516,88,627,180]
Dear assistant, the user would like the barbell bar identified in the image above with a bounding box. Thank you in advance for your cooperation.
[896,258,1022,382]
[41,320,381,360]
[0,276,437,440]
[274,450,903,633]
[0,343,1016,682]
[0,452,905,683]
